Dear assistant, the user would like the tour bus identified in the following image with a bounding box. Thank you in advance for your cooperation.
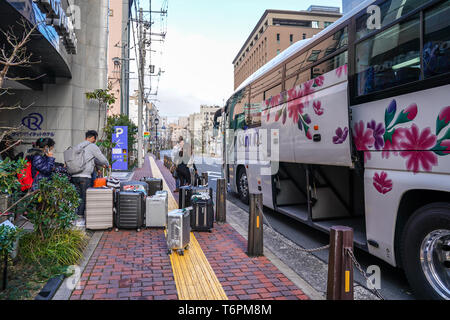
[219,0,450,299]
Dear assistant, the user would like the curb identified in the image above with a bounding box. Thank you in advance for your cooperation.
[226,211,324,300]
[52,231,104,300]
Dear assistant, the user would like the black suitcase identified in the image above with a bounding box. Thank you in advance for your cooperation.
[140,177,163,196]
[120,181,148,196]
[116,191,145,231]
[190,194,214,232]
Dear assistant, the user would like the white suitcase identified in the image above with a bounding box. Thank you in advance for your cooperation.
[146,195,166,228]
[167,208,191,255]
[86,188,114,230]
[155,191,168,226]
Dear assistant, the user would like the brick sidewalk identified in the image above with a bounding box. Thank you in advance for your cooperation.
[70,154,309,300]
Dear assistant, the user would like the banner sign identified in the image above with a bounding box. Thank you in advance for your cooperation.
[112,126,128,171]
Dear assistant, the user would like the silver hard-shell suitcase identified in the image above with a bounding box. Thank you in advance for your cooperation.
[86,188,114,230]
[146,196,166,228]
[167,208,191,256]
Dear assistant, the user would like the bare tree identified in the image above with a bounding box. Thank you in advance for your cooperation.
[0,18,44,144]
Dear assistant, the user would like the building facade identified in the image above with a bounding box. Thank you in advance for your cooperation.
[233,6,342,90]
[0,0,111,162]
[107,0,133,116]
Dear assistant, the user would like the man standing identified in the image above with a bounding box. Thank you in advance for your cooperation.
[71,130,109,227]
[171,136,184,193]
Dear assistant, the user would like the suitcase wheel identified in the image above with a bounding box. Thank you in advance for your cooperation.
[115,228,119,232]
[167,249,172,255]
[178,249,184,256]
[185,245,190,250]
[137,228,141,232]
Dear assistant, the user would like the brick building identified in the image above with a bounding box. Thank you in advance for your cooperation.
[233,6,342,90]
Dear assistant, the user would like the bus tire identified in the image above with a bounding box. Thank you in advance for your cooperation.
[401,202,450,300]
[237,167,249,205]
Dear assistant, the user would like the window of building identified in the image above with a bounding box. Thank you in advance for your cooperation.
[273,18,313,27]
[324,21,333,28]
[355,14,420,96]
[356,0,425,40]
[290,34,294,43]
[312,21,319,29]
[423,0,450,78]
[277,49,281,55]
[307,50,321,62]
[303,33,306,40]
[277,33,280,43]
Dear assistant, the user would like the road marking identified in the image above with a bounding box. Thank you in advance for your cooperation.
[149,156,228,300]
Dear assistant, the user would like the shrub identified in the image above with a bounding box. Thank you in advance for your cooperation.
[19,228,87,274]
[0,224,22,257]
[26,174,80,240]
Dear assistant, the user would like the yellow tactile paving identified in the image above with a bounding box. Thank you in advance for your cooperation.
[149,156,228,300]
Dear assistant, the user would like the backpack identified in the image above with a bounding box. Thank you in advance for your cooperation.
[64,144,89,175]
[17,157,39,192]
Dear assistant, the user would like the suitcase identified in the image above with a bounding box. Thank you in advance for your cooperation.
[85,188,114,230]
[120,181,148,196]
[155,191,169,226]
[167,208,191,255]
[190,193,214,232]
[140,177,163,196]
[116,191,145,231]
[179,186,193,209]
[146,195,167,228]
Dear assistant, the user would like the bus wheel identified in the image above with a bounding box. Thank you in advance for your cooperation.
[237,167,249,205]
[401,202,450,300]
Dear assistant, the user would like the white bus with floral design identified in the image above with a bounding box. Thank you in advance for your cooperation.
[220,0,450,299]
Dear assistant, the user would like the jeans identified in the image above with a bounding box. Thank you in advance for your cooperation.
[72,177,91,217]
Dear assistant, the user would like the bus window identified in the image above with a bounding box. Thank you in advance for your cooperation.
[355,14,420,96]
[356,0,425,40]
[285,27,348,82]
[263,84,282,102]
[285,51,309,80]
[285,70,311,91]
[423,0,450,78]
[250,67,282,102]
[312,51,348,79]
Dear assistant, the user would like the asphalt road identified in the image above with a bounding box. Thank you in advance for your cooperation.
[160,151,415,300]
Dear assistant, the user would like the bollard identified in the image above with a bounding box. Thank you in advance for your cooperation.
[201,172,208,186]
[247,193,263,257]
[326,226,354,300]
[216,178,227,223]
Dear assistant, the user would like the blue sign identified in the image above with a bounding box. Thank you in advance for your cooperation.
[112,126,128,171]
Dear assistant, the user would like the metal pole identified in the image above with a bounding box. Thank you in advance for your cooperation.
[326,226,354,300]
[247,193,263,257]
[216,178,227,223]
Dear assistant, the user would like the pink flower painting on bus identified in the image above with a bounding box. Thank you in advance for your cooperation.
[436,106,450,135]
[399,124,438,174]
[353,120,375,162]
[382,127,406,159]
[313,101,324,116]
[336,64,348,78]
[373,171,393,194]
[313,75,324,87]
[367,120,385,150]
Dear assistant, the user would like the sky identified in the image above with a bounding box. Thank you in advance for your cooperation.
[130,0,343,123]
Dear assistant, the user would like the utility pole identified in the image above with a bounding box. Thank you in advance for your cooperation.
[137,7,145,168]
